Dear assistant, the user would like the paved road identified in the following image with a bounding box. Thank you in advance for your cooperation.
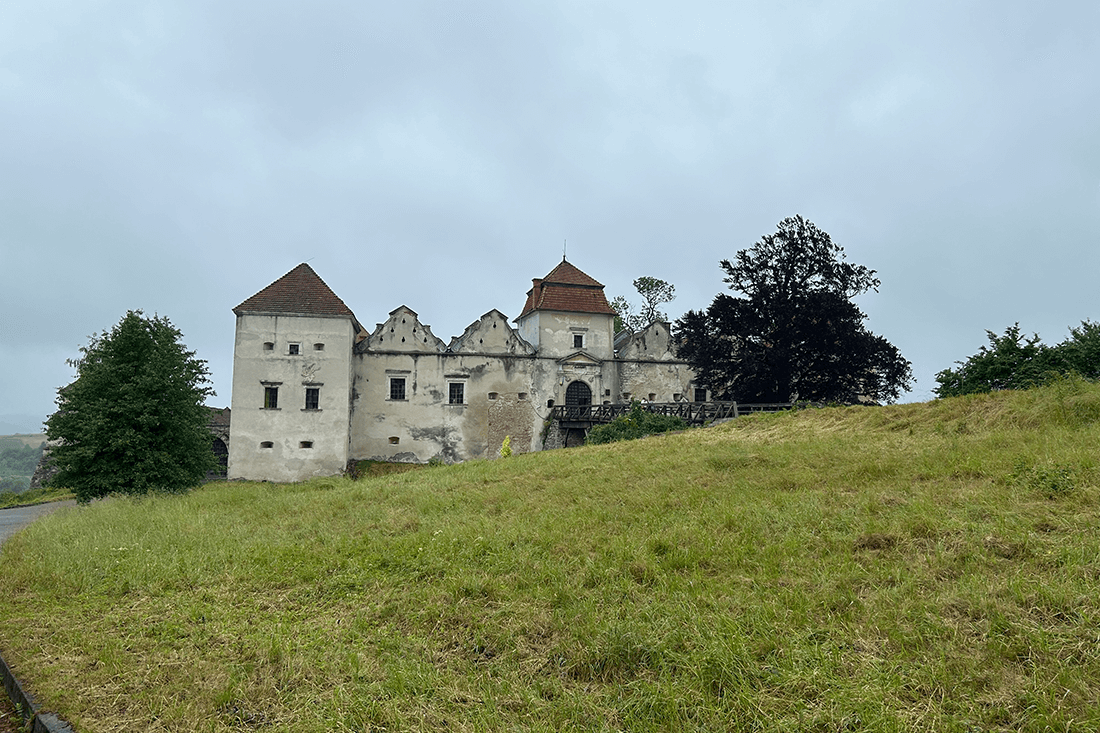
[0,501,76,544]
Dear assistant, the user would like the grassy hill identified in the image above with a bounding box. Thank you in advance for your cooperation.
[2,381,1100,732]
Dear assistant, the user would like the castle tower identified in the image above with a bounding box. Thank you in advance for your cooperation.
[228,264,363,482]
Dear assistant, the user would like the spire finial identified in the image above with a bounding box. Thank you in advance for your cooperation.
[563,239,567,261]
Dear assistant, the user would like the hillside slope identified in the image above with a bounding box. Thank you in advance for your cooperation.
[2,380,1100,732]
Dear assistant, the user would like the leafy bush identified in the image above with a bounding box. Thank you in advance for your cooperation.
[936,320,1100,397]
[586,402,688,445]
[1011,460,1076,498]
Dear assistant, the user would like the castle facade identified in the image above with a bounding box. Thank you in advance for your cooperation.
[227,260,701,482]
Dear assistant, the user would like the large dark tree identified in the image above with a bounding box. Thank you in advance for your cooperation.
[676,215,913,404]
[45,311,216,502]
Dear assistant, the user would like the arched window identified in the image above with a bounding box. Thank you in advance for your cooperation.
[565,380,592,406]
[212,438,229,476]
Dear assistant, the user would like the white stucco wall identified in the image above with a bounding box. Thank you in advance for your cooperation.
[228,313,355,482]
[516,311,615,360]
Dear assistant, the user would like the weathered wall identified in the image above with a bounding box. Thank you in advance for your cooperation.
[228,295,700,479]
[349,350,557,462]
[228,313,355,482]
[516,311,616,360]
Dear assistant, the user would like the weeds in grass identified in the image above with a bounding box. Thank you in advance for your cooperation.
[1011,459,1077,498]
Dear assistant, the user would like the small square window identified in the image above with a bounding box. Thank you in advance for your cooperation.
[299,441,313,449]
[263,342,274,351]
[305,387,320,410]
[313,343,325,351]
[648,393,657,402]
[260,441,274,449]
[389,378,406,401]
[264,386,279,409]
[518,392,527,400]
[389,436,400,445]
[488,392,498,400]
[573,334,584,349]
[694,388,707,402]
[288,343,300,355]
[449,382,465,405]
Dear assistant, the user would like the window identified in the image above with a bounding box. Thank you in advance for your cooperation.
[449,382,465,405]
[673,393,682,401]
[518,392,527,400]
[263,342,274,351]
[573,334,584,349]
[305,387,320,410]
[313,343,324,351]
[288,343,300,355]
[299,441,313,449]
[694,388,707,402]
[488,392,498,400]
[389,436,400,445]
[264,386,279,409]
[260,441,274,449]
[389,377,406,401]
[648,393,657,402]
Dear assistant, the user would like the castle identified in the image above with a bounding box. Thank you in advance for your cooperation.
[227,259,702,482]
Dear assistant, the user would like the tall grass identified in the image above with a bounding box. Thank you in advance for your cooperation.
[3,379,1100,731]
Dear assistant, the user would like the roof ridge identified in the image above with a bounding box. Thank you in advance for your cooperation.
[518,259,615,318]
[233,264,358,320]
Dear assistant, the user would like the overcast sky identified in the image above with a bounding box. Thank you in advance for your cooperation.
[2,1,1098,434]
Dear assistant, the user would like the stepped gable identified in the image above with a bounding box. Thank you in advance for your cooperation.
[233,263,358,320]
[518,258,616,318]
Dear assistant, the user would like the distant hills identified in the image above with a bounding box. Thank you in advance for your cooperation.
[0,414,46,435]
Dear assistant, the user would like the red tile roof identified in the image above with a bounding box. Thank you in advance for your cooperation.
[234,264,358,319]
[519,259,616,317]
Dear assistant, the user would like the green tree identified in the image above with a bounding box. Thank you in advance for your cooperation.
[676,215,912,404]
[934,320,1100,398]
[1057,320,1100,380]
[933,325,1061,397]
[45,311,216,502]
[612,276,676,333]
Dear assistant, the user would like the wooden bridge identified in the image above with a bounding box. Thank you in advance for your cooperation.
[549,401,795,427]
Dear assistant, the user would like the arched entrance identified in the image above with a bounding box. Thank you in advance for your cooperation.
[565,380,592,406]
[211,437,229,477]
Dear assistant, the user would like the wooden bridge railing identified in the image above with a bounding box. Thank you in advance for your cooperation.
[549,401,795,426]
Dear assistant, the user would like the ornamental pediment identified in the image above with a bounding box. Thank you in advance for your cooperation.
[557,351,602,368]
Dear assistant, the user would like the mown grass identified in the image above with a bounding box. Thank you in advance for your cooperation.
[2,379,1100,731]
[0,485,73,509]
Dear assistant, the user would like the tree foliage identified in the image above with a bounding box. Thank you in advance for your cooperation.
[676,215,913,404]
[612,276,676,333]
[586,401,688,445]
[45,311,216,502]
[934,320,1100,397]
